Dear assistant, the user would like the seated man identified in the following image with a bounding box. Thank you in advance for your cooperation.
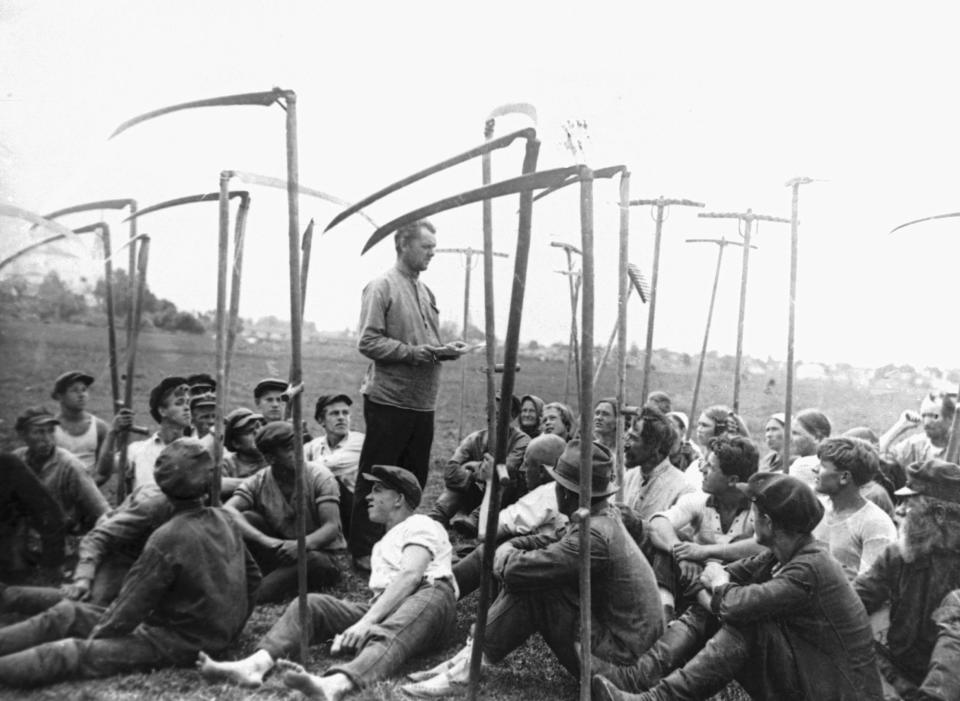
[225,421,346,603]
[812,436,896,581]
[879,392,953,479]
[50,371,109,478]
[12,407,108,564]
[403,440,663,697]
[429,394,529,536]
[254,377,288,423]
[220,408,268,497]
[198,464,457,701]
[452,433,568,598]
[621,407,697,522]
[189,393,217,452]
[96,376,193,491]
[592,472,882,701]
[0,452,64,581]
[646,435,763,616]
[855,459,960,700]
[0,438,260,688]
[1,480,174,614]
[304,393,365,537]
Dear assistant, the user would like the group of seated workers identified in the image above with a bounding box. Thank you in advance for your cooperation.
[3,370,960,701]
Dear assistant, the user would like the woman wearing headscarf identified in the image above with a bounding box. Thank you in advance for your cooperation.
[790,408,832,488]
[518,395,544,439]
[759,412,785,472]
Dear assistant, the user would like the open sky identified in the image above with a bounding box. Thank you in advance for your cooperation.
[3,2,960,370]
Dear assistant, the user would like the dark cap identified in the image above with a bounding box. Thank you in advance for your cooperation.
[314,393,352,422]
[186,373,217,395]
[745,472,824,533]
[546,439,618,498]
[149,376,189,423]
[15,406,60,433]
[51,371,94,399]
[363,464,422,509]
[254,378,288,400]
[255,421,295,454]
[895,459,960,505]
[154,438,213,499]
[224,408,264,451]
[189,394,217,411]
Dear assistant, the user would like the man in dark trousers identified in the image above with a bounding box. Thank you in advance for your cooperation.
[0,438,260,688]
[349,218,465,569]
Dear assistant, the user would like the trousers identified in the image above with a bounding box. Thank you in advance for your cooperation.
[259,579,455,688]
[348,399,434,558]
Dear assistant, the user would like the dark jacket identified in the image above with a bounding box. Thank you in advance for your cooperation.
[855,544,960,697]
[496,502,663,663]
[444,426,530,492]
[713,538,882,700]
[91,505,260,657]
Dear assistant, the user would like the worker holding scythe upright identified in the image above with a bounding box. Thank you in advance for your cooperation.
[348,219,466,570]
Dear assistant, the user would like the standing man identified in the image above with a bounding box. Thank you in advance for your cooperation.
[305,393,365,537]
[51,371,109,477]
[350,219,464,568]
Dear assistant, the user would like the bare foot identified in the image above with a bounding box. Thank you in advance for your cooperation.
[196,649,272,687]
[281,668,329,699]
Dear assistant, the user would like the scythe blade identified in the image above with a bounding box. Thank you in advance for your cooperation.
[226,171,378,229]
[110,90,283,138]
[34,199,137,228]
[532,165,627,203]
[0,204,88,251]
[487,102,539,124]
[360,166,581,255]
[123,191,249,222]
[325,127,538,233]
[890,211,960,235]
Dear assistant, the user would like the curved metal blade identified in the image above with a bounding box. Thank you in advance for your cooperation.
[110,89,283,139]
[324,127,537,233]
[890,211,960,235]
[123,191,248,222]
[104,233,150,265]
[361,166,580,255]
[34,199,136,229]
[227,171,378,229]
[487,102,539,125]
[0,223,111,272]
[0,204,86,249]
[532,165,626,204]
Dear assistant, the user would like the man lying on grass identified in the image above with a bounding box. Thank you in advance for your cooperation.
[0,438,260,688]
[198,463,457,701]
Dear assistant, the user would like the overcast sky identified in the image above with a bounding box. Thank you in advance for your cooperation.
[3,1,960,370]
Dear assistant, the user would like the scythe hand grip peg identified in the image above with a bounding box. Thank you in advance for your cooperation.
[481,365,521,374]
[620,405,641,417]
[280,383,304,402]
[571,507,591,525]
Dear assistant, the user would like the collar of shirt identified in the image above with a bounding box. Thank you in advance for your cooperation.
[642,457,674,486]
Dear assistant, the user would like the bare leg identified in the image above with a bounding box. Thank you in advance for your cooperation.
[196,649,274,687]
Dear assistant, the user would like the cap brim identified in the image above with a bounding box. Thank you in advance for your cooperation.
[545,464,619,498]
[894,485,921,497]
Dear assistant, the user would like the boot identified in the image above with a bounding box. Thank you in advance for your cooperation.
[592,605,712,693]
[595,625,748,701]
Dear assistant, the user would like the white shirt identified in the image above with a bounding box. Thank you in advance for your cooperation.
[54,419,99,473]
[369,514,457,598]
[303,431,364,492]
[812,499,897,581]
[790,455,821,490]
[126,433,170,490]
[655,491,754,546]
[497,482,567,537]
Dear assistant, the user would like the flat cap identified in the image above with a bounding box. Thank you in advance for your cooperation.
[224,408,264,451]
[314,393,352,422]
[254,378,288,400]
[745,472,824,534]
[51,371,94,399]
[149,376,189,423]
[186,373,217,395]
[895,459,960,505]
[15,406,60,433]
[363,464,422,509]
[154,437,213,499]
[189,394,217,411]
[255,420,295,453]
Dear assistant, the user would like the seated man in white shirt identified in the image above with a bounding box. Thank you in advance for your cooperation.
[198,464,457,701]
[452,433,568,597]
[812,436,897,581]
[647,435,764,617]
[304,393,365,538]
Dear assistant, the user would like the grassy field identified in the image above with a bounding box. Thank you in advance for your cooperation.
[0,318,922,700]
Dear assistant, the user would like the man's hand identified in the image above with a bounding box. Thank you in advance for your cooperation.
[276,540,299,564]
[335,619,375,653]
[699,561,730,591]
[898,410,921,428]
[493,541,515,579]
[111,408,134,434]
[61,578,92,601]
[674,542,709,563]
[678,560,704,587]
[411,345,439,365]
[476,454,495,483]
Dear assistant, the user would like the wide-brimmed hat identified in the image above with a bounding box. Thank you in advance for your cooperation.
[546,439,618,498]
[895,459,960,505]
